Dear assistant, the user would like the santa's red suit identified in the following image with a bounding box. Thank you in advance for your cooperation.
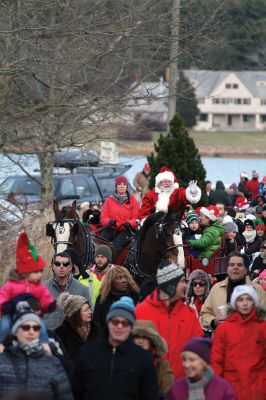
[139,166,201,221]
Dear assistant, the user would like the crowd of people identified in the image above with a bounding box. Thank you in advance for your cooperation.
[0,165,265,400]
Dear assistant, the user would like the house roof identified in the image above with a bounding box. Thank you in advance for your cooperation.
[184,70,266,98]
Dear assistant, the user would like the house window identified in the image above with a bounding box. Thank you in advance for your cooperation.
[260,115,266,122]
[261,99,266,105]
[199,113,208,122]
[212,98,220,104]
[225,83,238,89]
[233,84,238,89]
[233,98,242,104]
[256,81,266,87]
[243,98,251,105]
[225,83,231,89]
[222,98,230,104]
[243,114,250,122]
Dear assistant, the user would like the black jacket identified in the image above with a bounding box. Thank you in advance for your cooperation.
[94,291,139,328]
[55,320,101,362]
[71,334,159,400]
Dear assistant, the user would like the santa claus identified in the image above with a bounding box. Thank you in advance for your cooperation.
[139,166,201,221]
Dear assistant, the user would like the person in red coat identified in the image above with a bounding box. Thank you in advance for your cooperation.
[211,285,266,400]
[135,260,203,379]
[246,170,260,200]
[139,166,201,222]
[100,176,140,260]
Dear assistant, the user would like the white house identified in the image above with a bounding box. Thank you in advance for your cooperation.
[129,70,266,131]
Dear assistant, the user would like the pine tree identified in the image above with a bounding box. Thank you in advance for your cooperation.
[148,113,208,204]
[176,71,199,128]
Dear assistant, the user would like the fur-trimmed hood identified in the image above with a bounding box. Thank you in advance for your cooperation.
[132,320,167,356]
[226,305,266,320]
[186,269,212,305]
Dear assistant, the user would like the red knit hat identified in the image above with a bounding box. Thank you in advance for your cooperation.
[144,163,151,172]
[115,175,128,186]
[16,232,46,275]
[256,224,266,231]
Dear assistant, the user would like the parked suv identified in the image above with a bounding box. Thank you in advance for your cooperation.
[0,170,129,206]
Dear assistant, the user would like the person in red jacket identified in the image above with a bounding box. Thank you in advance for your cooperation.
[100,175,139,260]
[211,285,266,400]
[135,260,203,379]
[246,170,260,200]
[139,166,201,222]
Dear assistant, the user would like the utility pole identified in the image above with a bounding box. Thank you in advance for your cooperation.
[167,0,180,128]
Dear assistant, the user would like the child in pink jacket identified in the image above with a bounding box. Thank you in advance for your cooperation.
[0,232,56,344]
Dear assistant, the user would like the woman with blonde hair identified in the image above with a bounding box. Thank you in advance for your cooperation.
[93,266,139,328]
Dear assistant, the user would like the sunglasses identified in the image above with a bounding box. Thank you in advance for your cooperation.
[54,261,70,267]
[110,318,131,328]
[20,324,41,332]
[192,281,206,287]
[261,247,266,250]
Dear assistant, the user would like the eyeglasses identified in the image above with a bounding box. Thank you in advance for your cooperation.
[192,281,206,287]
[54,261,70,267]
[261,247,266,250]
[110,318,131,328]
[20,324,41,332]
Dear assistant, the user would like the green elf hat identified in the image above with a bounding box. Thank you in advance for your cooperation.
[16,232,46,274]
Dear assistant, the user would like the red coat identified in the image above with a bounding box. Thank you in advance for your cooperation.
[100,194,139,230]
[139,188,188,220]
[246,179,259,200]
[135,290,203,379]
[211,309,266,400]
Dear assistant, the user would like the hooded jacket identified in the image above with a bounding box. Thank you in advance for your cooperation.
[200,276,266,329]
[189,221,224,259]
[211,307,266,400]
[135,289,203,379]
[208,181,232,206]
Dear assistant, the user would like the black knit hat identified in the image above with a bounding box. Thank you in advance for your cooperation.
[156,260,184,298]
[244,219,254,229]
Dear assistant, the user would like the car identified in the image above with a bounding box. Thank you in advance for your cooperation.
[0,170,132,206]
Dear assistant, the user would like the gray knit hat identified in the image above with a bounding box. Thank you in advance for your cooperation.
[58,292,89,318]
[156,260,184,298]
[12,301,41,334]
[223,222,238,233]
[95,245,112,262]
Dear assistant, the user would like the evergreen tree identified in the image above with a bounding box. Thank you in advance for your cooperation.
[148,113,208,204]
[176,71,199,128]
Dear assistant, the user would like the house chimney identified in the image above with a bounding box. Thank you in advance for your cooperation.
[165,67,171,82]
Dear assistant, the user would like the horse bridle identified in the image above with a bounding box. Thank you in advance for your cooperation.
[50,218,79,248]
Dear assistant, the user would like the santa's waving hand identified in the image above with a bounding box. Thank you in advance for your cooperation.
[139,166,201,222]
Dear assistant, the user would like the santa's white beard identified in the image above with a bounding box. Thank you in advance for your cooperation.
[156,186,174,212]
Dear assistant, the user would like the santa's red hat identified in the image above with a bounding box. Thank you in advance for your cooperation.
[155,166,179,193]
[200,206,219,221]
[16,232,46,275]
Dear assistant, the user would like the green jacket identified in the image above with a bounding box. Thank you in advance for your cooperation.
[189,221,224,259]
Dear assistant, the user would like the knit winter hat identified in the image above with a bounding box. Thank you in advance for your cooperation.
[155,166,179,192]
[106,296,135,326]
[230,285,259,309]
[95,244,112,262]
[223,222,238,233]
[12,301,41,334]
[144,163,151,172]
[156,260,184,298]
[256,224,266,231]
[262,176,266,184]
[252,170,259,179]
[115,175,128,186]
[182,337,212,364]
[186,211,200,224]
[240,171,248,179]
[255,205,263,213]
[200,206,219,222]
[16,232,46,275]
[57,293,88,318]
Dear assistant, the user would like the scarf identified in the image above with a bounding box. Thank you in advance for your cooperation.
[113,192,128,205]
[15,339,44,357]
[187,366,214,400]
[243,230,256,243]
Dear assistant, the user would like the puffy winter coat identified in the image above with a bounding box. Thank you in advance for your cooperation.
[0,278,56,315]
[208,181,232,206]
[139,188,189,220]
[71,335,159,400]
[200,276,266,329]
[189,221,224,259]
[167,375,236,400]
[135,290,203,378]
[211,308,266,400]
[0,345,73,399]
[246,178,259,200]
[100,194,139,230]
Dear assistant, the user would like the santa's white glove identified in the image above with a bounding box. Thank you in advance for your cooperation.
[188,180,199,197]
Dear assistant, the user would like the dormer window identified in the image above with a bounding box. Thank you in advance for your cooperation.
[225,83,238,89]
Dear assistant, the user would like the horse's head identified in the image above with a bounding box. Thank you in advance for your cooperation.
[154,212,181,264]
[46,200,80,253]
